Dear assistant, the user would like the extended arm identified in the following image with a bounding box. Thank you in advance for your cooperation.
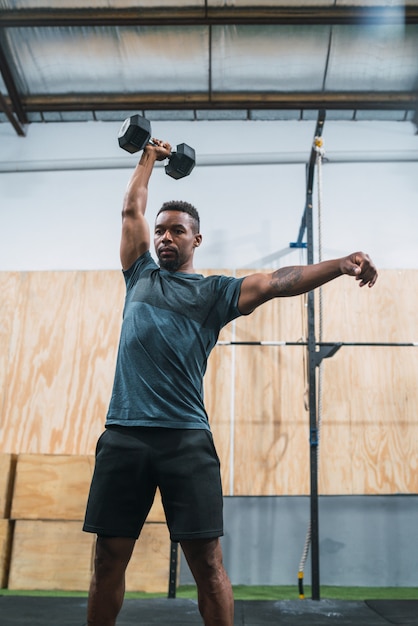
[238,251,378,315]
[120,139,171,270]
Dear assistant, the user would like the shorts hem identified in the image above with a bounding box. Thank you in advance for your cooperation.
[82,524,139,539]
[170,529,224,542]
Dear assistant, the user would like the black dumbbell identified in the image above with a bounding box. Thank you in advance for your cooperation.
[118,114,196,180]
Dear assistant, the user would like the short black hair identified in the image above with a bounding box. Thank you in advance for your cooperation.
[157,200,200,233]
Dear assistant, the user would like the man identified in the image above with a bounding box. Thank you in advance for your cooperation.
[83,138,378,626]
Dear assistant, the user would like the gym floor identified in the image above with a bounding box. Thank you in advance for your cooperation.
[1,596,417,625]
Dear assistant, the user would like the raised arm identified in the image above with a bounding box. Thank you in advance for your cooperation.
[120,139,171,270]
[238,251,378,315]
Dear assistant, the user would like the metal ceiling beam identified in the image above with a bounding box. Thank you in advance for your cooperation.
[10,91,417,112]
[0,91,25,136]
[0,38,28,125]
[1,6,418,27]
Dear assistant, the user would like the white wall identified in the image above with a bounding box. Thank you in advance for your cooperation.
[0,118,417,271]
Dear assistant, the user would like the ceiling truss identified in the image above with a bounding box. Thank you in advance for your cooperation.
[1,6,418,27]
[1,4,418,136]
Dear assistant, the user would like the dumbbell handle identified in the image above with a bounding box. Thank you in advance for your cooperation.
[148,140,173,157]
[118,115,195,179]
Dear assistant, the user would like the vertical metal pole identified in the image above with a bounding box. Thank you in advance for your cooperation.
[305,110,326,601]
[168,540,179,598]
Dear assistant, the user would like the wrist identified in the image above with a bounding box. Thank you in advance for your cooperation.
[142,144,157,156]
[139,147,157,166]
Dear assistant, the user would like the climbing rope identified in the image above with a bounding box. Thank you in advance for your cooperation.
[298,136,325,599]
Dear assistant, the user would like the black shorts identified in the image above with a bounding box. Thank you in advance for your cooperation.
[83,426,224,542]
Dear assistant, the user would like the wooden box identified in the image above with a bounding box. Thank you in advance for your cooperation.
[11,454,165,522]
[0,519,12,588]
[0,454,16,518]
[8,520,94,591]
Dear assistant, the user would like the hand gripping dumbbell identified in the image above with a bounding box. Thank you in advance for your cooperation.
[118,114,196,180]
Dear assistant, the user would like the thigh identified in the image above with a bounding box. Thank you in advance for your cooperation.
[83,427,157,538]
[157,429,224,541]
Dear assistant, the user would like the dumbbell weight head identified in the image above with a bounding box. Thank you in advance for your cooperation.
[118,114,151,154]
[165,143,196,179]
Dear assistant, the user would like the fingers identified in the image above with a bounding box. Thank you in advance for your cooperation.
[151,137,171,150]
[349,252,378,288]
[150,137,172,160]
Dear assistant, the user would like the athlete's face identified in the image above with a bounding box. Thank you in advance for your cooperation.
[154,210,202,272]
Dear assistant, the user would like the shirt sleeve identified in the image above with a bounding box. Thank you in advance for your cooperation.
[123,251,157,291]
[215,275,245,326]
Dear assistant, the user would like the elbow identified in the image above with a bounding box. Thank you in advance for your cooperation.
[121,204,133,220]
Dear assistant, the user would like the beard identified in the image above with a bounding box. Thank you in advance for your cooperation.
[158,249,181,272]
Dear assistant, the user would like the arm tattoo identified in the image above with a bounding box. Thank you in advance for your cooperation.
[269,267,304,295]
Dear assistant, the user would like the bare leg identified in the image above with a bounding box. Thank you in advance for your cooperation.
[181,538,234,626]
[87,535,136,626]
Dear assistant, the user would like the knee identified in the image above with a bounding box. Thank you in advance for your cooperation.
[181,539,229,590]
[197,559,231,600]
[205,561,229,591]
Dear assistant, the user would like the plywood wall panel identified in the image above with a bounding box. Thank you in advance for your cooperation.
[203,270,234,494]
[61,270,125,455]
[319,270,418,343]
[232,345,309,495]
[205,345,234,495]
[315,354,356,496]
[0,271,125,455]
[320,346,418,495]
[355,345,418,495]
[0,273,20,435]
[3,272,83,453]
[313,270,418,495]
[229,278,310,495]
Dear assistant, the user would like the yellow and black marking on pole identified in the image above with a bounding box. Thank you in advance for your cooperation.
[298,571,305,599]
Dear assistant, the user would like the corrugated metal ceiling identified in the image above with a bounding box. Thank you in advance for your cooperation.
[1,1,418,136]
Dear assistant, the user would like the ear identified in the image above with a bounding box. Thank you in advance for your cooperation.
[193,234,202,248]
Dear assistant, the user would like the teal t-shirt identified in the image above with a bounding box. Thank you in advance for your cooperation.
[106,251,244,430]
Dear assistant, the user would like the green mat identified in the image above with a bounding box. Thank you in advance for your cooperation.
[1,586,417,601]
